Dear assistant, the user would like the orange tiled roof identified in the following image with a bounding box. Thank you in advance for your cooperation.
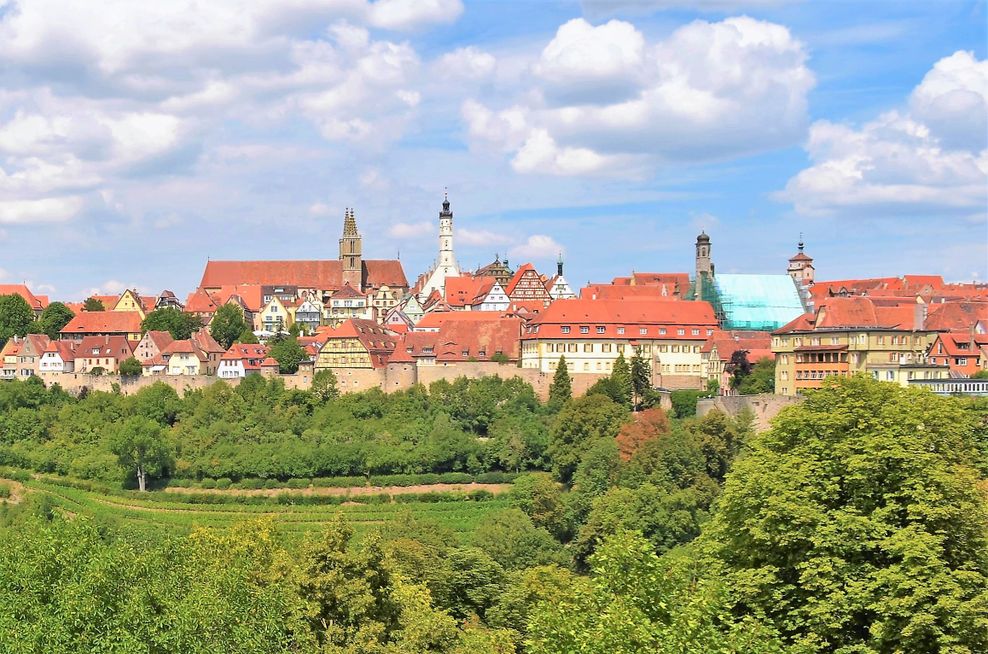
[61,311,142,336]
[200,259,407,290]
[76,336,135,360]
[0,284,45,311]
[524,299,718,340]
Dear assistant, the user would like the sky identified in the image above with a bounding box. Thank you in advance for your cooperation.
[0,0,985,301]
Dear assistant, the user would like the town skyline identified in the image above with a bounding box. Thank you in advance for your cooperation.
[0,0,985,297]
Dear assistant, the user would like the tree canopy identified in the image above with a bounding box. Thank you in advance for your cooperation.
[0,294,35,345]
[547,357,571,411]
[710,376,988,653]
[269,336,306,374]
[141,307,203,340]
[83,297,105,311]
[32,301,75,339]
[209,304,251,348]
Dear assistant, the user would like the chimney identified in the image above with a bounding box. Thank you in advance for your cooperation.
[913,303,927,331]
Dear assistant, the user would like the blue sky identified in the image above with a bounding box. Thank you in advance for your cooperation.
[0,0,984,300]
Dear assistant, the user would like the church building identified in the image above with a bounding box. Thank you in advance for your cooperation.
[198,209,408,318]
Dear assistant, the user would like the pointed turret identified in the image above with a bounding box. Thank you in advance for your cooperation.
[340,208,363,291]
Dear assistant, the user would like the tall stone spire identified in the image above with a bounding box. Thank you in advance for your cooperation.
[340,208,363,291]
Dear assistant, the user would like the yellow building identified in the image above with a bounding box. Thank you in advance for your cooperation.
[520,298,720,389]
[112,289,148,319]
[256,296,292,333]
[772,297,945,396]
[315,319,397,369]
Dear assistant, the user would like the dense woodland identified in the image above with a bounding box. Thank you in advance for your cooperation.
[0,373,986,653]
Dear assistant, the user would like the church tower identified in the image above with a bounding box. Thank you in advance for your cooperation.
[694,231,713,299]
[437,192,456,274]
[417,191,461,301]
[339,208,363,291]
[787,236,815,285]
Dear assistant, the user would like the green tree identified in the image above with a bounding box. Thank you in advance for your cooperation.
[311,369,339,402]
[118,356,142,377]
[548,394,628,482]
[509,473,568,539]
[547,357,572,411]
[630,348,652,410]
[727,350,753,390]
[490,351,510,364]
[108,416,172,491]
[736,357,775,395]
[33,301,75,339]
[210,303,251,348]
[711,376,988,653]
[471,508,566,570]
[236,328,259,345]
[269,337,306,374]
[972,369,988,379]
[0,294,35,345]
[141,307,202,340]
[611,352,633,408]
[527,532,786,654]
[83,296,105,311]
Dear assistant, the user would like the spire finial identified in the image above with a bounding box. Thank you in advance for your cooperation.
[798,232,804,252]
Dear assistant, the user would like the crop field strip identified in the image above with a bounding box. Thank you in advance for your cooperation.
[22,479,510,539]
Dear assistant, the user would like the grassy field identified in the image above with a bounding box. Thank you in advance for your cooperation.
[7,477,512,544]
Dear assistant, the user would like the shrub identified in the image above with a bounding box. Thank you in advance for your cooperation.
[263,479,280,490]
[0,483,10,499]
[238,478,265,490]
[200,478,217,489]
[286,478,311,490]
[215,477,232,490]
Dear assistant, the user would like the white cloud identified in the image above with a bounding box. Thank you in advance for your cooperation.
[535,19,645,105]
[581,0,794,14]
[368,0,463,31]
[0,197,83,224]
[778,51,988,218]
[81,280,150,297]
[459,228,511,246]
[510,234,564,260]
[908,50,987,151]
[436,46,497,79]
[388,221,432,238]
[463,16,813,176]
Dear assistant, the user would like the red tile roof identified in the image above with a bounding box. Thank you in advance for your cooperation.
[44,340,77,361]
[924,302,988,332]
[142,330,174,352]
[525,299,718,340]
[221,344,270,371]
[200,259,407,291]
[60,311,143,336]
[580,284,682,301]
[702,330,774,362]
[184,288,218,314]
[0,284,46,311]
[445,276,496,308]
[76,336,135,361]
[435,317,522,362]
[332,282,365,299]
[416,310,509,330]
[505,263,541,296]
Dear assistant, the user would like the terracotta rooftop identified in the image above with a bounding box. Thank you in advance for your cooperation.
[200,259,407,291]
[60,311,142,336]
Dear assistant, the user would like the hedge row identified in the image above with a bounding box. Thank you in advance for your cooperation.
[165,471,518,490]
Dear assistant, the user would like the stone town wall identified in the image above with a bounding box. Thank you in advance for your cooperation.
[696,393,803,432]
[38,363,618,402]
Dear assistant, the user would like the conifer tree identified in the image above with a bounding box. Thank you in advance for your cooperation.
[548,356,572,410]
[630,348,652,410]
[611,352,633,408]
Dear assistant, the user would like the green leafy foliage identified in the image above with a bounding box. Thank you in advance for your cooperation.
[108,416,172,491]
[548,357,571,411]
[0,293,35,345]
[141,307,203,340]
[209,303,252,348]
[269,336,306,374]
[118,356,142,377]
[547,394,628,482]
[83,297,105,311]
[526,531,786,654]
[736,357,775,395]
[710,376,988,653]
[33,301,75,339]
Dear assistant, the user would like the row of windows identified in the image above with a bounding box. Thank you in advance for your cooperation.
[776,333,925,347]
[559,325,713,337]
[659,364,702,373]
[796,370,848,380]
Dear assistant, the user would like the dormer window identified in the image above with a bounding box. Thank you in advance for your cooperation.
[561,326,571,334]
[596,326,605,334]
[580,326,589,334]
